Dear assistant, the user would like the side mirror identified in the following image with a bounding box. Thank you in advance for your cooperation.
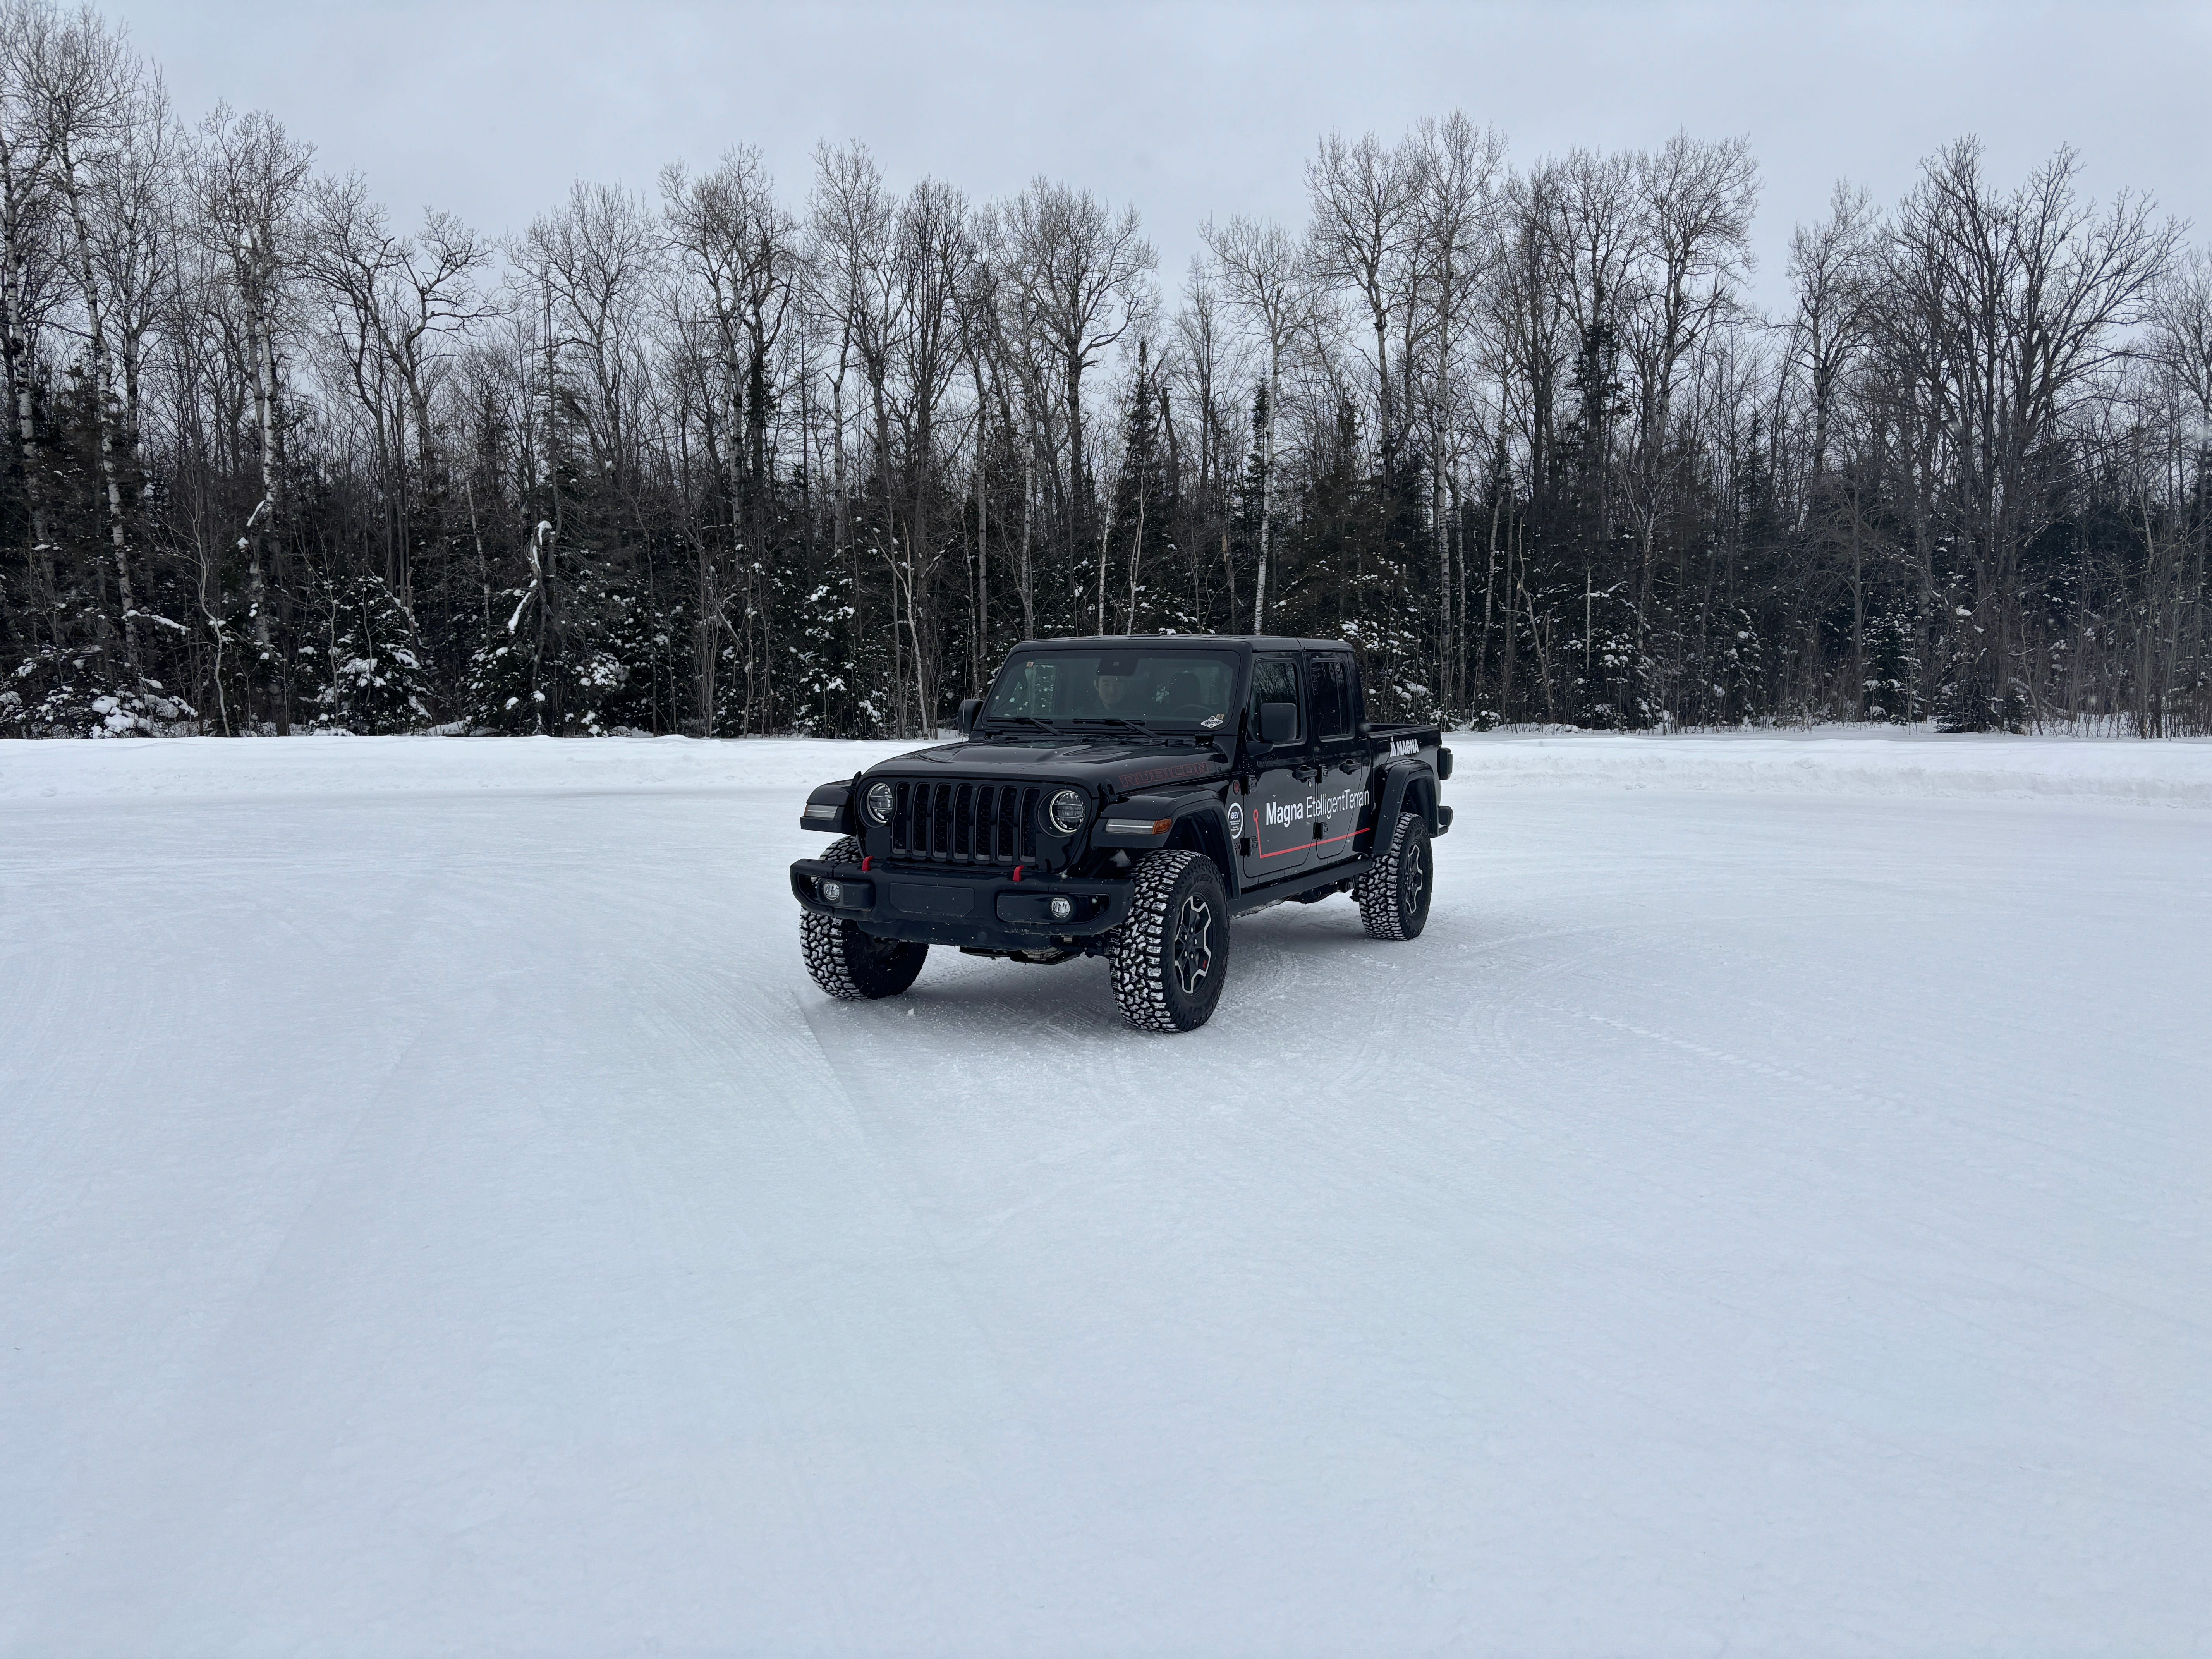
[1258,701,1298,746]
[957,698,982,735]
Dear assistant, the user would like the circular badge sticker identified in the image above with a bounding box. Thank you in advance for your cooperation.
[1227,799,1244,836]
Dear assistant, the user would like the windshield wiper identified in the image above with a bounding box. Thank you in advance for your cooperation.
[1073,716,1146,733]
[984,714,1060,735]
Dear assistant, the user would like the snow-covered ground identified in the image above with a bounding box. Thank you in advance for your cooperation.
[3,731,2207,1655]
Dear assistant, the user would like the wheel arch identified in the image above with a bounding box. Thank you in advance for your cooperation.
[1164,801,1237,893]
[801,778,860,836]
[1113,789,1240,895]
[1375,762,1440,836]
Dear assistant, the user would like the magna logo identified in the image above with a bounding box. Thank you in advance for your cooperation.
[1389,737,1419,757]
[1261,786,1367,827]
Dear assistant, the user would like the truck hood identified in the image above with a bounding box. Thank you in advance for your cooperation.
[863,737,1231,796]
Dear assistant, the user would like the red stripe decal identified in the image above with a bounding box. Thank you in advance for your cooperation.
[1252,827,1366,859]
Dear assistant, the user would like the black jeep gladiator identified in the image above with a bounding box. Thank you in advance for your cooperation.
[790,635,1452,1032]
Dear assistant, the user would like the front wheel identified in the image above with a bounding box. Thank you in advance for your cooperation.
[801,912,929,1000]
[800,835,928,1000]
[1108,850,1232,1032]
[1357,811,1432,940]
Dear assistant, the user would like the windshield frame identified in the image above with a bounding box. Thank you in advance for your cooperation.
[979,647,1244,735]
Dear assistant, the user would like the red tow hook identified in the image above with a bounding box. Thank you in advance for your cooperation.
[860,856,873,872]
[1011,864,1026,882]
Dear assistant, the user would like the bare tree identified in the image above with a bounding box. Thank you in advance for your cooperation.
[0,2,62,615]
[1306,128,1420,460]
[1203,214,1310,630]
[1169,256,1249,625]
[665,145,796,731]
[1000,176,1154,563]
[887,175,970,725]
[517,179,658,484]
[1406,113,1505,704]
[1785,180,1881,704]
[309,178,492,610]
[193,101,311,729]
[1629,133,1759,455]
[1786,180,1877,482]
[807,140,909,728]
[21,1,151,688]
[1878,139,2177,726]
[507,179,660,731]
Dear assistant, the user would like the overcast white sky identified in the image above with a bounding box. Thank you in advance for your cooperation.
[119,0,2208,314]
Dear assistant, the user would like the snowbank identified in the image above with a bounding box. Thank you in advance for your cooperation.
[0,732,919,802]
[1456,727,2212,808]
[5,726,2209,808]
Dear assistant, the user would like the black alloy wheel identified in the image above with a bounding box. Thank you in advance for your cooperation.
[1357,811,1433,941]
[1171,891,1217,996]
[1109,850,1233,1032]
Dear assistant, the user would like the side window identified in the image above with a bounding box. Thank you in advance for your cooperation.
[1309,654,1352,739]
[1345,656,1366,730]
[1247,655,1303,743]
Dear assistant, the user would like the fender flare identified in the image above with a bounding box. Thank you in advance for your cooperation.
[800,776,860,835]
[1374,761,1441,839]
[1109,789,1241,894]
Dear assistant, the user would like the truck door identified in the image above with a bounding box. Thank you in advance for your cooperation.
[1237,651,1313,886]
[1305,649,1371,868]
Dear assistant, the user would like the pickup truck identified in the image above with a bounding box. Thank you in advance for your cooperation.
[790,634,1452,1032]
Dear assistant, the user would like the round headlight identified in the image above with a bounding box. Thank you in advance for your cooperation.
[1045,787,1088,836]
[864,781,895,824]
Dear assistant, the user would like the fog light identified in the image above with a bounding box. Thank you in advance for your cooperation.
[821,881,844,902]
[1049,895,1074,920]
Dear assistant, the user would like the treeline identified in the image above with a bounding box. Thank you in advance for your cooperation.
[3,3,2209,740]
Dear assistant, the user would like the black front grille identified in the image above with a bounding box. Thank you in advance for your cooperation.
[891,780,1038,864]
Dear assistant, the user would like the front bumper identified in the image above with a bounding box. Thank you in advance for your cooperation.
[789,856,1134,950]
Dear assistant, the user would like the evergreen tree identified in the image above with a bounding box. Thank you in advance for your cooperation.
[314,576,435,733]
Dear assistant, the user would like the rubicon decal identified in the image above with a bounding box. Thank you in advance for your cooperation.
[1115,759,1217,790]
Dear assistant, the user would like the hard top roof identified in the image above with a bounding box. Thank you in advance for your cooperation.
[1005,634,1353,654]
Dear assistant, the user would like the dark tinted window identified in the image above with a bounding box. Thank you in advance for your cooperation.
[1247,655,1303,742]
[1309,653,1352,738]
[985,649,1239,727]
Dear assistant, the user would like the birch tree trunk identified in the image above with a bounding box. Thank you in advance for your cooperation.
[1253,365,1275,633]
[55,134,142,689]
[1018,420,1035,639]
[0,128,54,620]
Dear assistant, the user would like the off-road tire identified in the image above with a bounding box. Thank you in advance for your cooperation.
[1357,811,1432,941]
[800,836,928,1000]
[1108,850,1232,1032]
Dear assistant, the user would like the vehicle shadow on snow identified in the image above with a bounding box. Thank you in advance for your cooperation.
[797,894,1445,1042]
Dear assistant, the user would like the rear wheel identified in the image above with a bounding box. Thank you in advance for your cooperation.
[1357,811,1432,940]
[1108,850,1231,1032]
[800,836,928,1000]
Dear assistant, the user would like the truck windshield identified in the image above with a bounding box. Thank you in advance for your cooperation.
[984,649,1240,730]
